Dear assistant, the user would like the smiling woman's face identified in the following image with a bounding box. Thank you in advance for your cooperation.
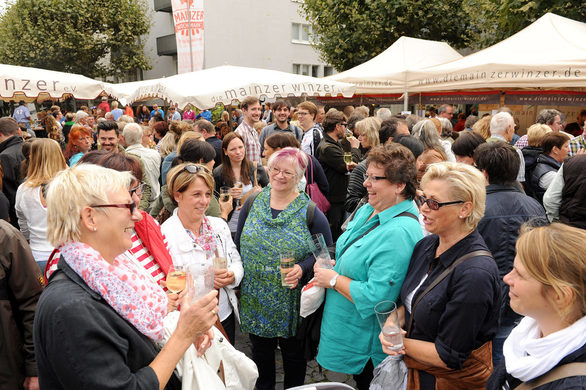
[174,177,212,221]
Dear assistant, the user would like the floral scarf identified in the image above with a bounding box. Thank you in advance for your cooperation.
[61,241,168,342]
[185,216,218,259]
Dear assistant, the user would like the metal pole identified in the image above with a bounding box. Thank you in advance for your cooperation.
[403,90,409,112]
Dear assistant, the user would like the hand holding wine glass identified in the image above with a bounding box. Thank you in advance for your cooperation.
[231,181,243,207]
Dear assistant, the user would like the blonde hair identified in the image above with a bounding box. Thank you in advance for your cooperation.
[420,162,486,230]
[355,117,381,149]
[516,223,586,322]
[46,164,133,246]
[160,121,195,158]
[526,123,552,147]
[472,115,492,140]
[176,131,204,153]
[25,138,67,187]
[166,163,214,206]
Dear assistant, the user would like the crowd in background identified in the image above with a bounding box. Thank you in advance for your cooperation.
[0,96,585,390]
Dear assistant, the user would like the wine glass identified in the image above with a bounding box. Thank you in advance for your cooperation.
[166,265,187,294]
[343,152,353,175]
[233,181,243,207]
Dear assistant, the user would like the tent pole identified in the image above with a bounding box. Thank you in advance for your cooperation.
[403,91,409,112]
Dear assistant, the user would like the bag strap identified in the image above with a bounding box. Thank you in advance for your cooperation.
[242,191,315,230]
[338,222,381,259]
[407,250,492,336]
[308,154,314,182]
[514,362,586,390]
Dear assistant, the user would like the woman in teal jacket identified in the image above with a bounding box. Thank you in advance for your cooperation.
[314,144,424,390]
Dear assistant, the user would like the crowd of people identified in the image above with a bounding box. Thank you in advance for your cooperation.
[0,96,584,390]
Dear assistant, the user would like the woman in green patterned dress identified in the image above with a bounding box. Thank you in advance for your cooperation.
[235,147,332,390]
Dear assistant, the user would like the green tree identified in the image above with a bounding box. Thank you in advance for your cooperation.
[464,0,586,48]
[0,0,151,79]
[301,0,473,71]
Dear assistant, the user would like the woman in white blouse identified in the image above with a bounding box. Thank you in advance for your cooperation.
[162,163,243,344]
[15,139,67,271]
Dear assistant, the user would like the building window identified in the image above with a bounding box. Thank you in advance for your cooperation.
[291,23,313,44]
[324,66,334,77]
[293,64,321,77]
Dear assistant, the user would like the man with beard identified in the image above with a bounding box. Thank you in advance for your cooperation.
[97,121,123,153]
[258,100,303,154]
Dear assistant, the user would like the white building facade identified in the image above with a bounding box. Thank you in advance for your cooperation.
[144,0,334,80]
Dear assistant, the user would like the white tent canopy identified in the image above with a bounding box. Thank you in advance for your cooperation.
[408,13,586,92]
[105,65,355,109]
[327,36,463,94]
[0,64,105,101]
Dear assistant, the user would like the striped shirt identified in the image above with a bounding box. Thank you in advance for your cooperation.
[128,231,166,286]
[235,121,261,163]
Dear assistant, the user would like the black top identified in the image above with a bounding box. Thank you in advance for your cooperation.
[316,133,360,203]
[400,230,501,385]
[206,136,223,168]
[34,258,180,390]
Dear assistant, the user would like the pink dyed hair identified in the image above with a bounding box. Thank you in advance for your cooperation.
[267,147,308,179]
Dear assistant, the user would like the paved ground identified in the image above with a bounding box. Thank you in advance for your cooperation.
[235,326,357,389]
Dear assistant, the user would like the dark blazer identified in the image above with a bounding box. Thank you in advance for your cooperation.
[0,135,24,227]
[316,133,360,204]
[34,258,180,390]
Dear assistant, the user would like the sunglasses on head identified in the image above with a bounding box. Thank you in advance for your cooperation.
[415,195,464,211]
[182,164,209,174]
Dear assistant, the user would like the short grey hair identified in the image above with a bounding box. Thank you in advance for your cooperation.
[376,108,393,121]
[74,110,89,124]
[438,104,453,115]
[46,164,133,246]
[123,123,143,146]
[536,109,562,126]
[490,112,514,136]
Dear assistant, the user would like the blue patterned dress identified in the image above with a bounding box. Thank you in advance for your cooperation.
[239,187,313,338]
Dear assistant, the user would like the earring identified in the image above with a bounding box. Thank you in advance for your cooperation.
[93,227,97,231]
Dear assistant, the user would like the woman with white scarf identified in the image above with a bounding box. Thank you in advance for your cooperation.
[486,223,586,389]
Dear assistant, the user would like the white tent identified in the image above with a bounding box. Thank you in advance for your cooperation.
[106,65,355,109]
[328,36,463,94]
[0,64,105,101]
[407,13,586,92]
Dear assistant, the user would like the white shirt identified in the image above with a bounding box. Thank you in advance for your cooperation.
[15,184,53,258]
[125,144,162,201]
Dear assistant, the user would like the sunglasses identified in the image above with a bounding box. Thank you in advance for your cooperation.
[415,195,464,211]
[183,164,209,174]
[130,182,146,197]
[91,202,137,214]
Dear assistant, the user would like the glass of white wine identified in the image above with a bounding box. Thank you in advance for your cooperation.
[344,152,353,175]
[219,186,232,203]
[166,265,187,294]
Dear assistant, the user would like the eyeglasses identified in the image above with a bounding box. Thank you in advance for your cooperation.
[182,164,209,174]
[270,167,297,179]
[297,111,310,116]
[339,122,348,127]
[130,182,146,197]
[364,174,387,183]
[91,202,137,214]
[415,195,464,210]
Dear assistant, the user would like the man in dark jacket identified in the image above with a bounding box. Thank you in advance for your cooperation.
[474,142,547,365]
[196,119,222,168]
[0,219,44,389]
[0,117,24,227]
[316,110,360,241]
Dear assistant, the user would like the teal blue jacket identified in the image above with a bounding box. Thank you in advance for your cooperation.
[317,199,423,374]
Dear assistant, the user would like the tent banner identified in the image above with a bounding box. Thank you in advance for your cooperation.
[317,94,403,105]
[409,91,501,105]
[505,91,586,106]
[171,0,204,74]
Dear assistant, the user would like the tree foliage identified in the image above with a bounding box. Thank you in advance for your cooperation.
[301,0,473,71]
[302,0,586,72]
[0,0,151,79]
[464,0,586,48]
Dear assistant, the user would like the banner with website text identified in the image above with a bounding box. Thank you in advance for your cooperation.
[171,0,204,74]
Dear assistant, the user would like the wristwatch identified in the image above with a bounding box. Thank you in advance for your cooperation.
[329,274,339,289]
